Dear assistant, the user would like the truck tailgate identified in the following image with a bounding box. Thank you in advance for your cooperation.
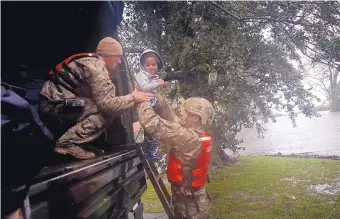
[28,149,146,219]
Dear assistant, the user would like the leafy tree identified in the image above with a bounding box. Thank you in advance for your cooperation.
[119,1,321,166]
[212,1,340,111]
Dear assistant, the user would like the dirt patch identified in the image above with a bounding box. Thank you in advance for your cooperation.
[285,204,292,210]
[282,177,311,185]
[309,181,340,195]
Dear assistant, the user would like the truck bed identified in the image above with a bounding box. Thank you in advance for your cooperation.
[28,148,146,219]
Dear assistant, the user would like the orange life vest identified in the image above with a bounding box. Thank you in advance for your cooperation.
[49,53,99,92]
[167,132,212,188]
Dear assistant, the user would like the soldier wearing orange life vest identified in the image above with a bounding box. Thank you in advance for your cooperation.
[39,37,153,160]
[136,94,214,219]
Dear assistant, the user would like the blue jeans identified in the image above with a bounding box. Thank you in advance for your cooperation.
[150,96,157,106]
[143,138,160,159]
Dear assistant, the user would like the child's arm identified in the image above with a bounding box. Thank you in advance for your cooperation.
[134,71,159,92]
[152,74,167,87]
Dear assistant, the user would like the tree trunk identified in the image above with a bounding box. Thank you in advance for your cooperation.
[210,121,223,168]
[329,71,340,112]
[330,89,340,112]
[210,121,238,168]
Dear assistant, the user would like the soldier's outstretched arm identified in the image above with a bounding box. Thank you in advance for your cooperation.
[136,101,201,163]
[153,93,179,122]
[77,59,134,114]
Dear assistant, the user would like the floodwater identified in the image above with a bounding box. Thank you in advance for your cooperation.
[234,111,340,156]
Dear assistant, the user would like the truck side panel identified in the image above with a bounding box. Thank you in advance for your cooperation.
[29,151,146,219]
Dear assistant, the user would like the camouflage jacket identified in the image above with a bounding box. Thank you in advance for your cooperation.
[40,56,134,115]
[136,95,204,188]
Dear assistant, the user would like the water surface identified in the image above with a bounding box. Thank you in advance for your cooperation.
[235,111,340,156]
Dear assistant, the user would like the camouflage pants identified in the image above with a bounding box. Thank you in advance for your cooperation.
[39,97,114,148]
[171,184,212,219]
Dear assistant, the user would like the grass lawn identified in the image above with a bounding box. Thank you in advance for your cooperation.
[142,156,340,219]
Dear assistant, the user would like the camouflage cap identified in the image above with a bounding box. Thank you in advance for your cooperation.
[96,37,123,56]
[183,97,214,125]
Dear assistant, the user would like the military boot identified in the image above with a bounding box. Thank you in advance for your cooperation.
[54,145,95,160]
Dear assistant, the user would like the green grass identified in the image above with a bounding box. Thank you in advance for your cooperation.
[142,156,340,219]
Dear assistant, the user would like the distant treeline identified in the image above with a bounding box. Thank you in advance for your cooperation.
[314,104,330,112]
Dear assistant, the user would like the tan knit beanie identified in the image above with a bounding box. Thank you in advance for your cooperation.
[96,37,123,56]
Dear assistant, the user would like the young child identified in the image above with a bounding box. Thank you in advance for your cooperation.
[134,49,166,106]
[134,49,166,159]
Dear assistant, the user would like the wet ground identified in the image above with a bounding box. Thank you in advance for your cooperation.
[127,212,168,219]
[309,181,340,195]
[142,213,168,219]
[234,111,340,156]
[144,112,340,218]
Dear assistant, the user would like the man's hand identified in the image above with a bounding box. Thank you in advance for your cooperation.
[131,89,154,103]
[158,79,167,87]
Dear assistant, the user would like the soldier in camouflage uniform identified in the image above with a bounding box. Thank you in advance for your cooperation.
[136,94,214,219]
[39,37,153,159]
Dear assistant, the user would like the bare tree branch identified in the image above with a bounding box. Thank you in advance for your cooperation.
[211,2,340,71]
[280,24,339,70]
[124,47,144,54]
[320,80,330,95]
[211,1,241,21]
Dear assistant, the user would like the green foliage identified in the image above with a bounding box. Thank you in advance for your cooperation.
[119,2,326,153]
[255,1,340,111]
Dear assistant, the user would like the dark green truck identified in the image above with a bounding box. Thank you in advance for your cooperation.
[2,2,146,219]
